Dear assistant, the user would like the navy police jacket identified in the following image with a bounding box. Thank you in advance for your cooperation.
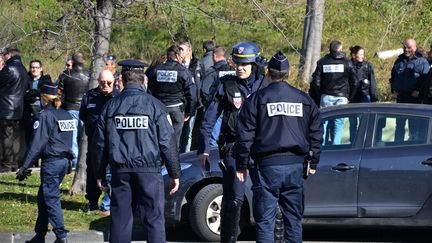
[80,87,118,140]
[389,52,430,96]
[92,83,181,179]
[234,82,323,170]
[147,60,197,116]
[198,71,267,154]
[21,103,75,170]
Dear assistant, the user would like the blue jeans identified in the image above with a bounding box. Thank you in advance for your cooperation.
[36,158,69,238]
[100,168,111,211]
[67,110,83,168]
[250,163,304,243]
[320,94,348,145]
[209,113,223,148]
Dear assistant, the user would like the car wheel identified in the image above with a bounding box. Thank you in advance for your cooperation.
[189,184,223,242]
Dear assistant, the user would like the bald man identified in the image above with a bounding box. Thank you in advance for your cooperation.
[389,38,430,141]
[80,70,118,214]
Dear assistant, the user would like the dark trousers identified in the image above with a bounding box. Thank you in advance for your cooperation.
[222,153,245,202]
[35,158,69,238]
[166,106,184,150]
[250,163,304,243]
[85,153,102,210]
[395,95,421,142]
[110,172,165,243]
[0,120,26,171]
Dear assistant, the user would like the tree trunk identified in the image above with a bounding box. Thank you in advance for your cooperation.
[89,0,114,89]
[70,0,113,195]
[69,134,88,195]
[298,0,325,83]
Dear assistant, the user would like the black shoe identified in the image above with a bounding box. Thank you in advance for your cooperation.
[53,238,67,243]
[25,234,45,243]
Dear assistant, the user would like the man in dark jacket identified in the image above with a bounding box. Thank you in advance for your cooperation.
[80,70,118,214]
[390,38,430,141]
[23,60,53,146]
[92,59,180,243]
[0,47,31,172]
[58,52,90,168]
[311,40,358,145]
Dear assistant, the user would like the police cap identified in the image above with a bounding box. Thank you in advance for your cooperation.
[268,51,289,71]
[41,83,58,96]
[106,54,116,62]
[118,59,149,72]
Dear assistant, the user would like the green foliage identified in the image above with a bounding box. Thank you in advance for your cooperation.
[0,172,108,232]
[0,0,431,100]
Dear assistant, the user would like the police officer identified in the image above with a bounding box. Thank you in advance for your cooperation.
[17,83,75,243]
[235,51,323,243]
[92,60,181,243]
[80,70,118,214]
[198,42,268,243]
[147,44,197,148]
[311,40,357,145]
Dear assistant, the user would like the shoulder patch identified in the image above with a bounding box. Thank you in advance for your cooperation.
[58,120,77,131]
[267,102,303,117]
[157,70,178,83]
[33,121,40,130]
[115,116,149,129]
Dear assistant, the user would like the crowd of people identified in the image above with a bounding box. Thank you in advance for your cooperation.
[1,36,432,243]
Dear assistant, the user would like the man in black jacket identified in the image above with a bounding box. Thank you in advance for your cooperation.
[58,52,90,168]
[23,60,53,146]
[311,40,358,145]
[0,47,31,172]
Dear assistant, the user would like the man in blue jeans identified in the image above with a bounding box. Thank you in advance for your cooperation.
[311,40,358,145]
[58,52,90,167]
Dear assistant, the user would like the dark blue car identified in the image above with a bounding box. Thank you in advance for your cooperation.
[162,103,432,242]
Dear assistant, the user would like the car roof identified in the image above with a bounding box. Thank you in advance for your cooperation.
[320,102,432,116]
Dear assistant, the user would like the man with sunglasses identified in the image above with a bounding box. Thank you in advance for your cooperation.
[80,70,118,214]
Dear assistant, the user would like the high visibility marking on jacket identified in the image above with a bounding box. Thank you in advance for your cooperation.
[58,120,77,131]
[157,70,178,83]
[323,64,344,73]
[267,102,303,117]
[219,71,236,78]
[115,116,149,129]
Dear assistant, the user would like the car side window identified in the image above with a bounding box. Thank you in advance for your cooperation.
[322,114,362,149]
[374,114,429,147]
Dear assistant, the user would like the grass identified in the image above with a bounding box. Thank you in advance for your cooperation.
[0,171,110,233]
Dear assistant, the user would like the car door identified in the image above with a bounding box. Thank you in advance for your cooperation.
[358,112,432,217]
[304,111,367,217]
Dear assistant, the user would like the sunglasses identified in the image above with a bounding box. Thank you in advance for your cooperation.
[99,80,113,85]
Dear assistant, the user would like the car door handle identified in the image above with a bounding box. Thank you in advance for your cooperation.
[421,158,432,166]
[332,163,355,171]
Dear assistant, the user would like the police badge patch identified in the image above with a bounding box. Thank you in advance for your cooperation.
[233,97,242,109]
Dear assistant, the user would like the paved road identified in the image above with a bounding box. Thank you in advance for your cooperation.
[1,225,430,242]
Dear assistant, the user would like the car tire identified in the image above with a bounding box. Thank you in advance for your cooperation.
[189,184,223,242]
